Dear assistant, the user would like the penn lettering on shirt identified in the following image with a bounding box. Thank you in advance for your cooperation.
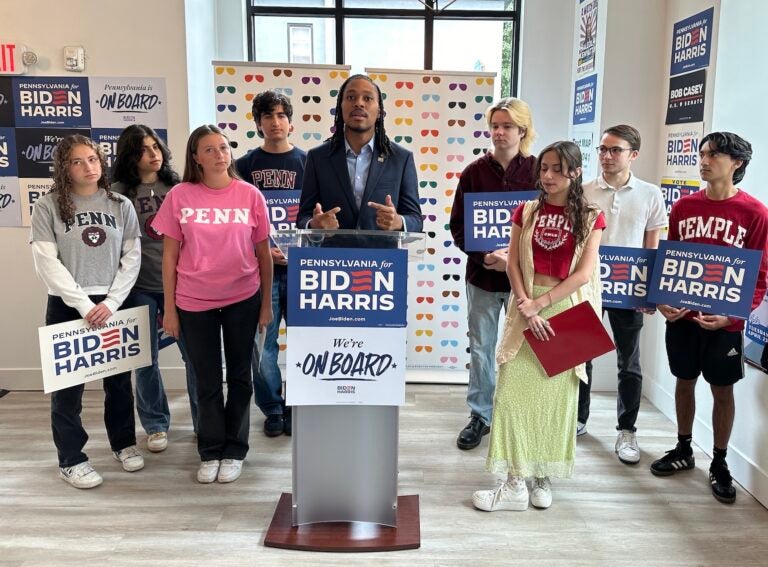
[136,193,164,214]
[64,211,118,233]
[250,169,297,189]
[677,216,748,248]
[178,208,250,224]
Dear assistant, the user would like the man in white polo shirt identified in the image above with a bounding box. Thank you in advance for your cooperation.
[580,124,667,465]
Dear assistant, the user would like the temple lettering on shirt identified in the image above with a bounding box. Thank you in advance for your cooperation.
[677,216,747,248]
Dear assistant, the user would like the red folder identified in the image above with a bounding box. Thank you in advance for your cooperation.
[523,301,615,377]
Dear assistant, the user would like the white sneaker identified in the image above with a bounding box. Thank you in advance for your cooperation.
[217,459,243,483]
[615,430,640,464]
[530,477,552,509]
[59,461,103,489]
[147,432,168,453]
[472,476,528,511]
[197,460,221,484]
[113,445,145,472]
[576,422,587,436]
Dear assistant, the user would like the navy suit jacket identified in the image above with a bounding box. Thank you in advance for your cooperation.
[297,140,423,232]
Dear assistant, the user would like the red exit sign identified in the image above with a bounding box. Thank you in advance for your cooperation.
[0,43,26,75]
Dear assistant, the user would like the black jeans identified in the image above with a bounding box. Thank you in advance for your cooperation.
[578,308,644,431]
[46,295,136,468]
[178,291,260,461]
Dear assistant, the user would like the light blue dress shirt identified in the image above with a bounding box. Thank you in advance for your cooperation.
[345,136,375,209]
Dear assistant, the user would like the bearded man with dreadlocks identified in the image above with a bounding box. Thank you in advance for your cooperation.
[297,75,422,232]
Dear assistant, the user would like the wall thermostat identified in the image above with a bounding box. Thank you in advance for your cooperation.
[63,46,85,72]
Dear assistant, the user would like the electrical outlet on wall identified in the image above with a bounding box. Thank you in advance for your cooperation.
[63,46,85,72]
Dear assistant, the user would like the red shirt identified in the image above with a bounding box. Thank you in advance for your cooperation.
[513,202,606,280]
[669,189,768,331]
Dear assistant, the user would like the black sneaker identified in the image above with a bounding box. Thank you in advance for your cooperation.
[709,462,736,504]
[264,414,284,437]
[650,444,695,476]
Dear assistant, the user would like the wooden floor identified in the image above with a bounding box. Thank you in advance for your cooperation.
[1,386,766,566]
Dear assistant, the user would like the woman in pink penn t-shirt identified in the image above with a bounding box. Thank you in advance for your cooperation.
[152,124,273,485]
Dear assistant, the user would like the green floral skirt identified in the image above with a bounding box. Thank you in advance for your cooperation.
[486,285,579,479]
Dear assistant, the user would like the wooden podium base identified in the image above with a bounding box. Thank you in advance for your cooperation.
[264,493,420,552]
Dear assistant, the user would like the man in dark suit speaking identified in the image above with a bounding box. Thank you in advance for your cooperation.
[297,74,422,233]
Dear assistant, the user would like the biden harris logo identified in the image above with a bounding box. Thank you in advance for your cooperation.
[265,190,301,231]
[648,241,762,318]
[599,246,655,309]
[14,77,91,127]
[289,247,408,328]
[52,324,142,377]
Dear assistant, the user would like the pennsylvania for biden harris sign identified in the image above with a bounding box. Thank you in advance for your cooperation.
[648,241,762,319]
[286,247,408,406]
[38,306,151,393]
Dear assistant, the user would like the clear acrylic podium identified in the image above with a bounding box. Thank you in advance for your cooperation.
[264,229,425,552]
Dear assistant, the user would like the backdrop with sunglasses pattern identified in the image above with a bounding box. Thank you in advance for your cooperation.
[213,62,353,367]
[367,68,494,377]
[0,76,168,227]
[213,62,494,379]
[213,61,351,156]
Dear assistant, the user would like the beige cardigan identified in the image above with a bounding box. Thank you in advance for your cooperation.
[496,200,603,384]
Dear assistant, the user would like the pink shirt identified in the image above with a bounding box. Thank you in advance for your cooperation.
[152,179,270,311]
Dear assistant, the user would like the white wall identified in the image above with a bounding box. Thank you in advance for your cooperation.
[645,0,768,507]
[518,0,575,154]
[0,0,191,389]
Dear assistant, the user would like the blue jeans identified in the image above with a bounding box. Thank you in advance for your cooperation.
[466,283,509,425]
[252,271,286,417]
[128,290,198,434]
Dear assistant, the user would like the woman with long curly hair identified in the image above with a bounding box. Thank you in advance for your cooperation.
[30,134,144,489]
[472,141,605,511]
[112,125,198,451]
[152,125,273,484]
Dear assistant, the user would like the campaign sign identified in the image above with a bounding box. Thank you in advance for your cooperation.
[0,177,22,227]
[648,241,763,319]
[571,128,596,181]
[91,128,122,176]
[665,69,706,125]
[573,74,597,125]
[89,77,167,129]
[663,123,703,178]
[670,7,713,76]
[15,127,90,178]
[288,247,407,328]
[599,246,656,310]
[38,306,151,393]
[577,0,598,76]
[287,326,406,405]
[0,77,14,126]
[20,177,53,226]
[463,190,537,251]
[0,126,18,176]
[660,177,700,215]
[745,292,768,373]
[13,76,91,128]
[265,189,301,232]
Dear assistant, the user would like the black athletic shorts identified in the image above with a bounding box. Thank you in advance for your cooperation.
[665,318,744,386]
